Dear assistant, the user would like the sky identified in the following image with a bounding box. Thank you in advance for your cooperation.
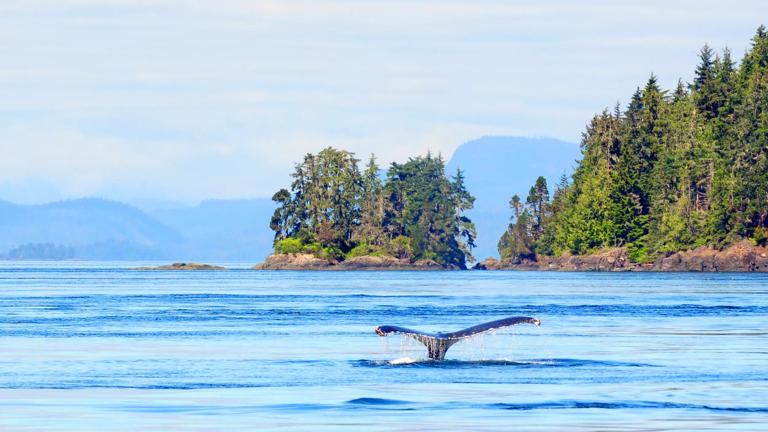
[0,0,766,205]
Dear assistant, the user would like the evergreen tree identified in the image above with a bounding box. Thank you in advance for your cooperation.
[270,148,476,268]
[526,176,550,241]
[270,147,363,256]
[498,194,535,261]
[355,155,386,247]
[384,154,476,268]
[269,188,293,242]
[503,27,768,262]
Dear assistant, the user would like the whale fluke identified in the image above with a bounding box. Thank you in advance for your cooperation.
[374,316,541,360]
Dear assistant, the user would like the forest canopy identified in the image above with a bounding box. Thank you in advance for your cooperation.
[269,148,476,268]
[499,26,768,263]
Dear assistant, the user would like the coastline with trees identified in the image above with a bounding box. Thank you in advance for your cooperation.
[480,27,768,272]
[257,27,768,271]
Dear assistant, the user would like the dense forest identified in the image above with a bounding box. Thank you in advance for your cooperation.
[269,148,476,268]
[499,27,768,263]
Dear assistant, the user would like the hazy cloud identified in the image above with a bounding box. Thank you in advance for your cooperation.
[0,0,765,202]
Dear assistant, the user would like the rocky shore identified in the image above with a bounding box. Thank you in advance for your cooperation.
[253,253,454,270]
[474,240,768,272]
[132,262,227,270]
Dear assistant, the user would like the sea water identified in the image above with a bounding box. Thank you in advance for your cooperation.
[0,262,766,431]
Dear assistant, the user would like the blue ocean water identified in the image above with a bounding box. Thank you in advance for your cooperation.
[0,263,766,431]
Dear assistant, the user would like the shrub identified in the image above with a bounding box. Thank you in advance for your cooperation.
[302,242,323,254]
[753,227,767,247]
[346,243,387,259]
[274,238,303,254]
[386,236,413,259]
[320,246,345,262]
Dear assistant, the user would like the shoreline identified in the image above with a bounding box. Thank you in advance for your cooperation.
[253,240,768,272]
[252,253,459,270]
[474,240,768,272]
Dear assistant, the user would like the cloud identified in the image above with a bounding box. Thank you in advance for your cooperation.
[0,0,765,202]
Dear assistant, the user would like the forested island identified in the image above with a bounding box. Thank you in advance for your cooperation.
[482,27,768,271]
[257,28,768,271]
[255,148,476,269]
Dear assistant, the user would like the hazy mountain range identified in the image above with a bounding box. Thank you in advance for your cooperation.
[0,136,580,261]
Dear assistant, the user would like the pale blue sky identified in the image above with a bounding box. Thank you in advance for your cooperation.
[0,0,765,204]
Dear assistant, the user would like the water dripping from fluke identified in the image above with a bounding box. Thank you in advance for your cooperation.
[374,316,541,361]
[352,358,656,369]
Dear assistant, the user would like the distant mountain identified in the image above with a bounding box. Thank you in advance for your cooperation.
[4,243,75,260]
[0,198,181,259]
[150,198,276,261]
[0,197,277,261]
[0,136,579,262]
[446,136,580,261]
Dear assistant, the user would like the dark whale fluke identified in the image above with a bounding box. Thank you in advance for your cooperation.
[374,316,541,360]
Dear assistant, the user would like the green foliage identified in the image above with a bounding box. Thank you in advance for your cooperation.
[753,227,768,247]
[274,238,304,254]
[320,246,345,262]
[346,243,386,259]
[500,27,768,262]
[273,238,323,255]
[498,194,536,261]
[269,149,475,268]
[382,154,475,268]
[385,236,413,259]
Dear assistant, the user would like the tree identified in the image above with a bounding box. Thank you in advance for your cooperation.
[498,194,535,261]
[451,169,477,261]
[384,154,476,268]
[269,188,293,242]
[269,147,363,254]
[270,148,476,268]
[355,154,386,246]
[526,176,550,240]
[500,27,768,262]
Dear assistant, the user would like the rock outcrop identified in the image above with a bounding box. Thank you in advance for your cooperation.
[543,248,635,271]
[132,262,227,270]
[338,255,448,270]
[654,240,768,272]
[473,257,539,270]
[252,253,334,270]
[253,253,456,270]
[474,240,768,272]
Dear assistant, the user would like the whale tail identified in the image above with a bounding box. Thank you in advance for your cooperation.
[374,316,541,360]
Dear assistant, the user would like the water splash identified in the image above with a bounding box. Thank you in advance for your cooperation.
[389,357,419,365]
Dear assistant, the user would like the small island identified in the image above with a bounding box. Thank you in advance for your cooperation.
[254,148,475,270]
[132,262,227,271]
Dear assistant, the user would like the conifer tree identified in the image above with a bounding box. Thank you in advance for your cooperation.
[501,27,768,262]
